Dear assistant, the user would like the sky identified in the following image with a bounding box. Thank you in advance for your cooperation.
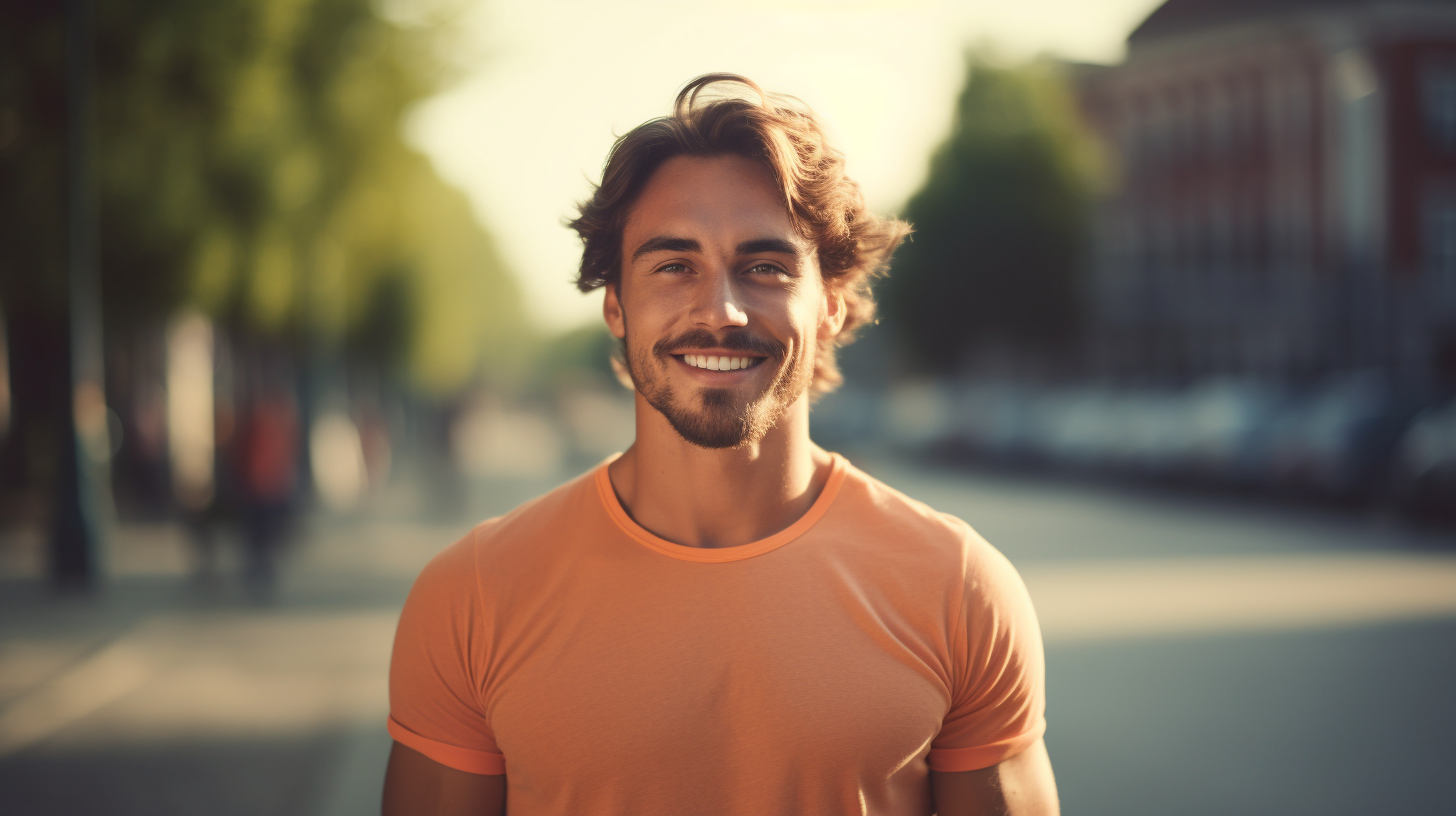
[404,0,1166,333]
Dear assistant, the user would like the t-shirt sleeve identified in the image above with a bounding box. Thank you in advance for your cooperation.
[387,528,506,775]
[929,525,1047,773]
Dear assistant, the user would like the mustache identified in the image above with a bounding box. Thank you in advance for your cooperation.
[653,328,784,359]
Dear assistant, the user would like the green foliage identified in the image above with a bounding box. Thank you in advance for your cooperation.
[535,323,620,388]
[880,56,1102,373]
[0,6,69,323]
[0,0,524,394]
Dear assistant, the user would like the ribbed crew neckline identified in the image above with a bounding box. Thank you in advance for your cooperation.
[594,452,848,563]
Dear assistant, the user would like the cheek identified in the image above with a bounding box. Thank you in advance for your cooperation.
[627,281,697,325]
[782,287,829,345]
[618,290,667,338]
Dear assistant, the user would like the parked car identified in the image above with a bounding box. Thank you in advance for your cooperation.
[1389,399,1456,521]
[946,381,1045,464]
[1264,374,1420,502]
[1179,379,1292,488]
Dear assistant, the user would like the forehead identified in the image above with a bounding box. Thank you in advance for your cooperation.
[622,154,806,252]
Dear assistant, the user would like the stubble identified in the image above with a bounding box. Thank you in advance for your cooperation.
[621,325,811,449]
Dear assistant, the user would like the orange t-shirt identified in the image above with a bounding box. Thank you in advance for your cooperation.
[388,453,1046,815]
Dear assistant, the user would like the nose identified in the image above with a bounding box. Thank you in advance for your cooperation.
[689,266,749,330]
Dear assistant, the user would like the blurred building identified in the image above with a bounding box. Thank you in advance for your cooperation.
[1078,0,1456,389]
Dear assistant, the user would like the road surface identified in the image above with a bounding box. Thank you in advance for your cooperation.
[1,457,1452,815]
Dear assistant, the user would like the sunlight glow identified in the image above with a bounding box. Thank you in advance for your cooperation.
[407,0,1165,333]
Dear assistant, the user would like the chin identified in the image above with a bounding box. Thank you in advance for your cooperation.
[659,388,769,449]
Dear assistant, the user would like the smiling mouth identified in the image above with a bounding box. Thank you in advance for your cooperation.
[673,354,767,372]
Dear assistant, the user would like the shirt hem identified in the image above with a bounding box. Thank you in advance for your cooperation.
[387,715,506,775]
[927,720,1046,772]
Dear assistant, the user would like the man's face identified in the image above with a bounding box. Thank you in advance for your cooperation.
[604,153,844,449]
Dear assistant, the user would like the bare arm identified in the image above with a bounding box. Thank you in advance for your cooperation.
[930,738,1059,816]
[382,741,505,816]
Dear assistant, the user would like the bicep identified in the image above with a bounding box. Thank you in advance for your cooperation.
[382,741,505,816]
[930,738,1059,816]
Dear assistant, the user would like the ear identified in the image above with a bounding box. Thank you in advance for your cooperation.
[603,282,626,339]
[818,285,846,342]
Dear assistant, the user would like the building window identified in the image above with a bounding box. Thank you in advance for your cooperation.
[1423,188,1456,283]
[1207,86,1231,158]
[1422,55,1456,153]
[1119,107,1141,181]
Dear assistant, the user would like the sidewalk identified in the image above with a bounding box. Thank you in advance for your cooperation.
[0,513,471,816]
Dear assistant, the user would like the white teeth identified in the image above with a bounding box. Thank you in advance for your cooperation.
[682,354,760,371]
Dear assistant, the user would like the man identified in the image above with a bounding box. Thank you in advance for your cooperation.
[383,74,1058,816]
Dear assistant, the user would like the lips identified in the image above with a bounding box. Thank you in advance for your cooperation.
[653,329,785,368]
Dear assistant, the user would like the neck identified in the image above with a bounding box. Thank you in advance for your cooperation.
[606,393,834,548]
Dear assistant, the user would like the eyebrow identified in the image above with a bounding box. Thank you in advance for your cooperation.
[631,236,700,261]
[630,235,805,262]
[735,238,804,258]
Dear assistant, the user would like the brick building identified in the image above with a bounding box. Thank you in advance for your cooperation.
[1078,0,1456,388]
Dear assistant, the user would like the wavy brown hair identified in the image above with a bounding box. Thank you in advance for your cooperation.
[568,73,910,397]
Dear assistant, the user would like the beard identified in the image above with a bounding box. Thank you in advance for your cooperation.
[621,325,812,449]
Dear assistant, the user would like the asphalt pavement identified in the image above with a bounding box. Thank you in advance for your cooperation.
[1,457,1453,816]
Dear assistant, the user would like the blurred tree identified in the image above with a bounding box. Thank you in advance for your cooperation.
[880,56,1102,374]
[0,1,525,537]
[535,323,620,389]
[0,0,523,391]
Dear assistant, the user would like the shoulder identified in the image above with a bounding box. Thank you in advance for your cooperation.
[829,458,1028,596]
[409,464,604,599]
[831,459,989,557]
[471,465,602,557]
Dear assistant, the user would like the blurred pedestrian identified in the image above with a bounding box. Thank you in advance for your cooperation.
[236,378,299,596]
[383,74,1057,816]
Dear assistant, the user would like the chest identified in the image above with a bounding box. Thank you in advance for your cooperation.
[482,562,953,791]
